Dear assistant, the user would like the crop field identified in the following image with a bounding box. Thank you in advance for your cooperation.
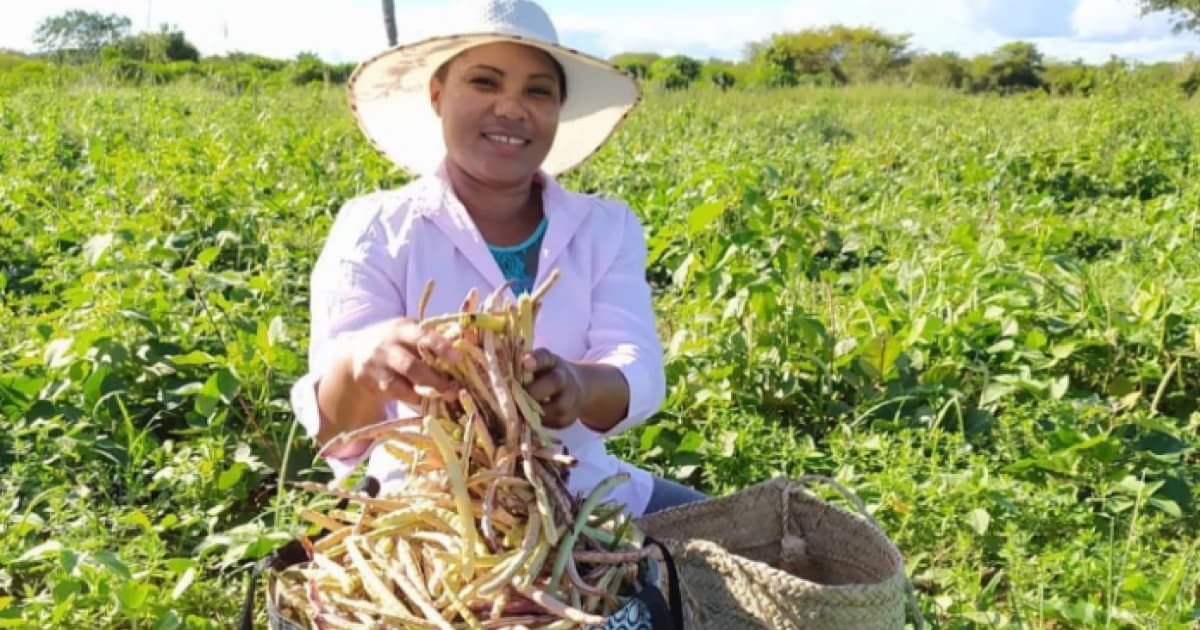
[1,82,1198,628]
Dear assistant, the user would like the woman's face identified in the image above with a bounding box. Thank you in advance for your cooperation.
[431,42,563,187]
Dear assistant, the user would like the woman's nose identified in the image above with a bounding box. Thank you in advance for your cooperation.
[492,90,527,121]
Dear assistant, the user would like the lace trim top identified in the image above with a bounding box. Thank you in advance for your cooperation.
[487,217,548,296]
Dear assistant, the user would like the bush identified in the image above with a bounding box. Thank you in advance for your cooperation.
[103,26,199,64]
[650,55,701,90]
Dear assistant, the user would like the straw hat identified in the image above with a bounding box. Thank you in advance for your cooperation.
[347,0,641,177]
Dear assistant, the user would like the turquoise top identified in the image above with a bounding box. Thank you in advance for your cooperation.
[487,217,548,296]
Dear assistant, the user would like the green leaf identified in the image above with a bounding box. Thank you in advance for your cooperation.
[169,350,217,366]
[986,339,1015,354]
[83,233,115,265]
[116,581,151,614]
[195,246,221,267]
[858,333,901,379]
[170,567,196,600]
[1050,341,1077,360]
[687,201,726,237]
[17,540,63,563]
[121,509,155,534]
[980,382,1017,405]
[92,550,132,580]
[1049,375,1069,400]
[268,315,287,346]
[1024,328,1047,350]
[1148,498,1182,518]
[154,611,182,630]
[217,463,247,491]
[677,431,706,453]
[966,508,990,536]
[202,368,240,404]
[43,338,74,369]
[639,425,663,452]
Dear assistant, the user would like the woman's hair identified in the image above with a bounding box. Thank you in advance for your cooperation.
[434,46,568,103]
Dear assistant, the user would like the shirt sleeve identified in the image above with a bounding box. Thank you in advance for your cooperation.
[288,195,411,479]
[579,203,666,437]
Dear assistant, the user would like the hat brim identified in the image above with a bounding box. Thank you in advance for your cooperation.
[348,33,641,177]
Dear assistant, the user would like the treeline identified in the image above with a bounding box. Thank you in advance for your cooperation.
[5,11,1200,98]
[1,11,354,93]
[617,26,1200,97]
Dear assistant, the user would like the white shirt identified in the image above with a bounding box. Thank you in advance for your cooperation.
[289,163,665,516]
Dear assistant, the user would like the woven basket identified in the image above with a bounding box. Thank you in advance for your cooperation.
[634,476,920,630]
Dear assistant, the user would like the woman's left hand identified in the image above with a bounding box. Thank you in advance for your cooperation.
[522,348,586,429]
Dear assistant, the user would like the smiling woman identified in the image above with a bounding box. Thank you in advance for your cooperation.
[290,0,707,519]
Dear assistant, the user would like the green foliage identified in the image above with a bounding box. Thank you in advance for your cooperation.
[33,10,132,59]
[0,52,69,93]
[103,25,201,64]
[1045,60,1098,96]
[907,52,968,89]
[1137,0,1200,31]
[701,60,739,91]
[746,26,911,88]
[649,55,701,90]
[1,82,1200,628]
[610,52,660,80]
[970,41,1047,93]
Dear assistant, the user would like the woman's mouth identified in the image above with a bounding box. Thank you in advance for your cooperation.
[482,133,530,147]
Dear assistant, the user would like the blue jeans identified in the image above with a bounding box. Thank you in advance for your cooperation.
[644,475,708,514]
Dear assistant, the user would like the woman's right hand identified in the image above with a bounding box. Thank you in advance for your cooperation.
[347,317,462,405]
[316,317,461,452]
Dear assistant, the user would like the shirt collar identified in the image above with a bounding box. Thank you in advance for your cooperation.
[416,159,590,295]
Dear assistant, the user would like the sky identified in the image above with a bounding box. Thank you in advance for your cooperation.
[2,0,1199,65]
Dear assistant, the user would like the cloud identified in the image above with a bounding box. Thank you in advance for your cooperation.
[966,0,1078,38]
[555,0,981,62]
[556,7,790,61]
[1071,0,1175,41]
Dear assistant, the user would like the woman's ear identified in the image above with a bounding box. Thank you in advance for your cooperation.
[430,76,443,116]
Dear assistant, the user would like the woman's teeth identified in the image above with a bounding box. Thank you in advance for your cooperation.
[485,134,528,146]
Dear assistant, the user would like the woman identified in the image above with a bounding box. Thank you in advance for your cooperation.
[289,0,705,517]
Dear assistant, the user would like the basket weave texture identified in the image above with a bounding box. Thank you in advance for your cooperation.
[634,476,913,630]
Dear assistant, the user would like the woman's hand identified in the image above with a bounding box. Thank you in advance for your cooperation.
[522,348,632,433]
[348,317,462,404]
[523,349,587,429]
[316,317,461,453]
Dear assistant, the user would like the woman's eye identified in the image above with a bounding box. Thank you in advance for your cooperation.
[527,86,554,97]
[469,77,497,88]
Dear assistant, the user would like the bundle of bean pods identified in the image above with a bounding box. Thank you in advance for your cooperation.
[274,271,654,629]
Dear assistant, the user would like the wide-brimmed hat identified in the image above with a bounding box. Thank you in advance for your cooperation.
[347,0,641,177]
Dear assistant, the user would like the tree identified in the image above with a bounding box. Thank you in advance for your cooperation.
[34,10,131,59]
[650,55,701,90]
[610,52,660,80]
[105,25,200,63]
[907,52,968,89]
[382,0,398,46]
[1043,59,1097,96]
[1137,0,1200,32]
[972,41,1046,93]
[745,26,911,87]
[701,60,739,90]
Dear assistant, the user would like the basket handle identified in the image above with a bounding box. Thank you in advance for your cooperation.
[790,474,925,630]
[637,536,684,630]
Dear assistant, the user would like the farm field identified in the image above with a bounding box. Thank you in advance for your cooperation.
[1,82,1198,628]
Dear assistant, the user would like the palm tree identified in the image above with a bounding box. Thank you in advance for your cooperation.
[382,0,398,46]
